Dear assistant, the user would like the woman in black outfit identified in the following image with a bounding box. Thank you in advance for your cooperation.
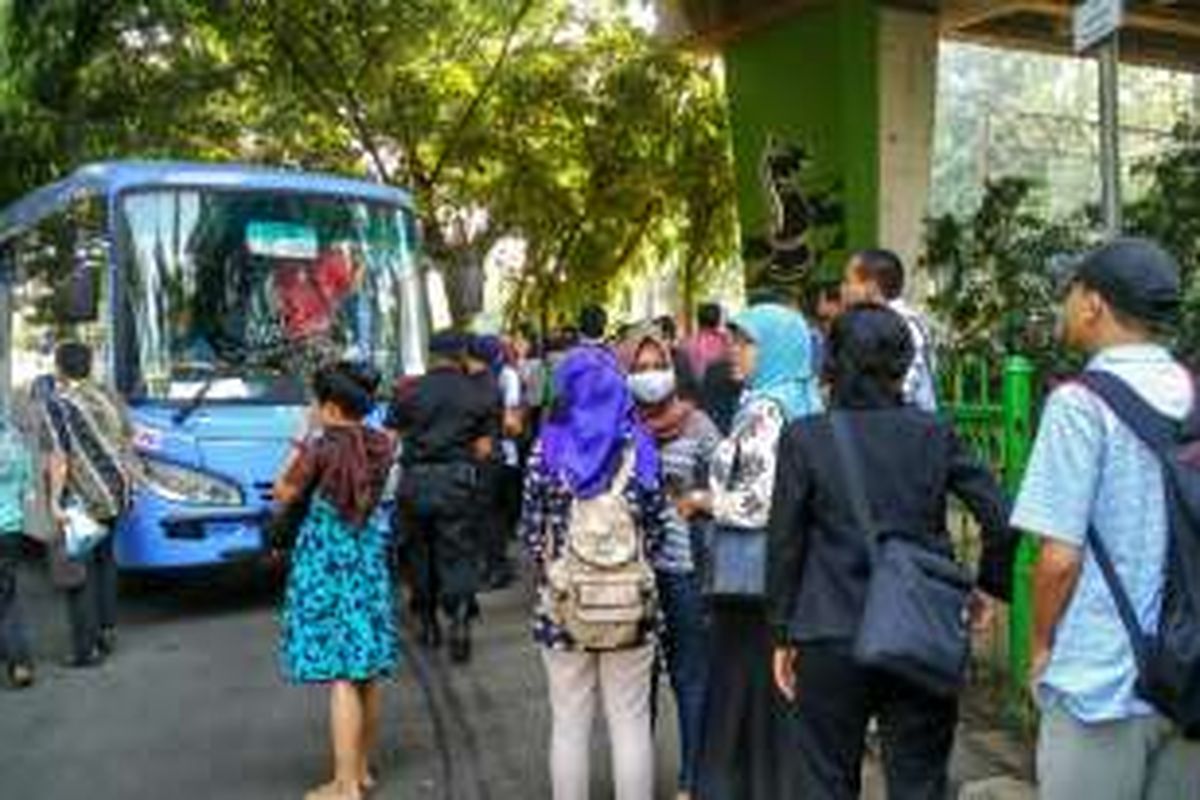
[767,304,1017,800]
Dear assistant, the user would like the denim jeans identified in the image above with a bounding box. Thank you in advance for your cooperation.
[657,569,710,793]
[0,536,32,666]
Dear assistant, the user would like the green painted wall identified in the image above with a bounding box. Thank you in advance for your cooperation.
[723,0,880,290]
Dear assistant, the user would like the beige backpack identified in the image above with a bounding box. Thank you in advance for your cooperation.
[546,448,656,650]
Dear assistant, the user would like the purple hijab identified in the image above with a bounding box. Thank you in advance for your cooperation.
[540,346,659,499]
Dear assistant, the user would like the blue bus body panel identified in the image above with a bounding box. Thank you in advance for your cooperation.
[2,161,414,571]
[0,160,413,245]
[117,404,306,569]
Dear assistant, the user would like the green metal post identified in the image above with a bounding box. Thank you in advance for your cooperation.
[1002,355,1036,705]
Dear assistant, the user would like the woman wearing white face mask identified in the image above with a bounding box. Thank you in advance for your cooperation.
[623,333,721,800]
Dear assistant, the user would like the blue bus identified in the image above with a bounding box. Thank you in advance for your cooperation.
[0,162,431,569]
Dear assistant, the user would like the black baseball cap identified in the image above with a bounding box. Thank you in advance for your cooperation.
[1071,238,1181,325]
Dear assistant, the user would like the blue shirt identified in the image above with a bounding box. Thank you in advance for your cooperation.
[1011,344,1192,722]
[0,424,32,534]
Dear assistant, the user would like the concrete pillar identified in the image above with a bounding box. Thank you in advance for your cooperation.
[878,6,938,298]
[719,1,937,300]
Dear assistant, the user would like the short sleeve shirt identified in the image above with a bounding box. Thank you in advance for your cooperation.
[499,367,522,411]
[1011,344,1193,722]
[498,366,523,467]
[889,299,938,413]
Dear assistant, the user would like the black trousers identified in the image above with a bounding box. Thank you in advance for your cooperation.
[697,602,799,800]
[398,463,482,618]
[791,641,958,800]
[65,533,118,660]
[476,462,515,579]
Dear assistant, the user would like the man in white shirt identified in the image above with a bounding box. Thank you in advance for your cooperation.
[840,249,938,412]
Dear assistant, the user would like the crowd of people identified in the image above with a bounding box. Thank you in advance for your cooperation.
[1,240,1198,800]
[0,342,136,683]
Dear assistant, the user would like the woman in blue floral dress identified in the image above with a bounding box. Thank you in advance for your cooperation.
[275,362,398,800]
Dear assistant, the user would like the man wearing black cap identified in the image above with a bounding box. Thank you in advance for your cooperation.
[387,331,494,663]
[1012,239,1200,798]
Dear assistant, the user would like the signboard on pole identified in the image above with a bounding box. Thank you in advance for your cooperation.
[1074,0,1124,53]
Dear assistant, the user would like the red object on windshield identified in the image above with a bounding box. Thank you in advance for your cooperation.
[274,249,356,339]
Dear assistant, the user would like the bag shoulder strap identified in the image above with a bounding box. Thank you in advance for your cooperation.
[1073,370,1179,662]
[1086,525,1150,661]
[605,444,636,501]
[1076,371,1184,455]
[830,413,881,543]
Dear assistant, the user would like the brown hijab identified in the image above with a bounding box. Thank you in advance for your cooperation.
[308,425,394,528]
[624,334,695,443]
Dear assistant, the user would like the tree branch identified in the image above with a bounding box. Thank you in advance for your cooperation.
[271,3,393,182]
[428,0,535,187]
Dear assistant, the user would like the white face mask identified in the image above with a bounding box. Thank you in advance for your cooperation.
[628,369,676,405]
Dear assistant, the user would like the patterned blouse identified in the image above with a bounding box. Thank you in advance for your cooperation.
[709,398,787,529]
[519,440,669,650]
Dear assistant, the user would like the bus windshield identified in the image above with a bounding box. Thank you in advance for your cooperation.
[118,189,423,404]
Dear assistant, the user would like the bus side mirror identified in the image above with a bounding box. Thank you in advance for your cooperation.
[61,242,102,323]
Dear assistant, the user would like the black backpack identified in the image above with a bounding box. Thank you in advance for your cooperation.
[1078,371,1200,738]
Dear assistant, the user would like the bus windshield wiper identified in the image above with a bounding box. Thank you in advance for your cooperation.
[172,373,223,426]
[172,363,250,426]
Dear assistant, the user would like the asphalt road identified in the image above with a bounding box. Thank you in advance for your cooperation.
[1,555,1032,800]
[0,558,682,800]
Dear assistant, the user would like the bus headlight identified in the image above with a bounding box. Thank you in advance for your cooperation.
[140,457,243,506]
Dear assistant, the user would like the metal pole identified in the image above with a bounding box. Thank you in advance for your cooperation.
[1098,34,1123,237]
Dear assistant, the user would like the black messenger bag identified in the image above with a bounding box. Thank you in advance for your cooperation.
[831,413,974,697]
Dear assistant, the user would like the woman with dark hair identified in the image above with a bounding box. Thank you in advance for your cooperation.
[767,305,1016,799]
[624,331,720,800]
[275,361,398,800]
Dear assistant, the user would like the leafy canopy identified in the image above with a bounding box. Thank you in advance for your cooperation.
[0,0,737,325]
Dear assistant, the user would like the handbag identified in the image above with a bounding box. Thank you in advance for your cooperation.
[832,413,974,697]
[63,499,110,561]
[702,441,769,600]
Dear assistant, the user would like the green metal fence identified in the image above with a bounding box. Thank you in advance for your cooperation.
[940,353,1037,720]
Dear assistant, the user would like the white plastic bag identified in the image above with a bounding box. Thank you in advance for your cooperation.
[64,502,109,560]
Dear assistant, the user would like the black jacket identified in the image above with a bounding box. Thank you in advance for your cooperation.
[766,408,1016,645]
